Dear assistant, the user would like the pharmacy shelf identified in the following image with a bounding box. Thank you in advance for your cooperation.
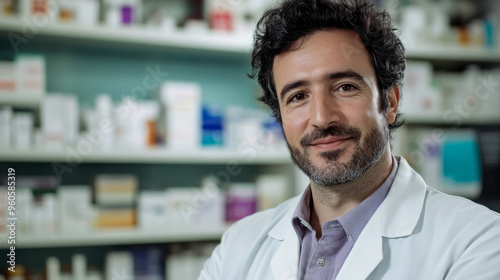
[2,17,499,60]
[0,17,253,54]
[0,146,292,164]
[406,45,500,62]
[405,115,500,125]
[0,92,43,108]
[0,224,230,249]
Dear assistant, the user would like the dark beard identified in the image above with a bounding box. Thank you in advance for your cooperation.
[287,123,388,186]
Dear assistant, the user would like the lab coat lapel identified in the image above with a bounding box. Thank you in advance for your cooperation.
[379,157,427,238]
[268,203,300,280]
[337,157,427,279]
[336,211,383,280]
[270,228,300,280]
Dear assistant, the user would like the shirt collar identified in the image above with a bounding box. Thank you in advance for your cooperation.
[292,183,314,239]
[292,156,399,242]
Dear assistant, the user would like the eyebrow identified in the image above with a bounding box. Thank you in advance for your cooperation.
[279,70,366,102]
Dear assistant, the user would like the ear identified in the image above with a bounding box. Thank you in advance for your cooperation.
[386,86,400,125]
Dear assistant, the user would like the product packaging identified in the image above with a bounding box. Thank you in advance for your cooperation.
[225,183,256,223]
[161,81,201,150]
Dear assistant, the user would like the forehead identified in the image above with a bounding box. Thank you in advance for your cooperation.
[272,29,375,88]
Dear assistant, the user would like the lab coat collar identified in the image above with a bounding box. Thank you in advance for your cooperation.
[268,196,300,279]
[379,156,427,238]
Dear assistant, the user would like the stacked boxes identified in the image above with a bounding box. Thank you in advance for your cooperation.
[160,82,201,150]
[93,174,138,229]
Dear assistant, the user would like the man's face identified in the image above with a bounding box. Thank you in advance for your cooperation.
[273,29,397,186]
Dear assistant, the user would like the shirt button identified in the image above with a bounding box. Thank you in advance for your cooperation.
[316,258,325,266]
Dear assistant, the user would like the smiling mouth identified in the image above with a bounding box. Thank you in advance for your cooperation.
[309,137,353,150]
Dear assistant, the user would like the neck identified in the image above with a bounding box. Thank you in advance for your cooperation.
[309,147,393,233]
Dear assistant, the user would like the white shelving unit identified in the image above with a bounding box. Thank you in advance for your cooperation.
[405,115,500,125]
[0,224,230,249]
[0,17,253,54]
[406,45,500,62]
[0,146,291,164]
[0,92,44,108]
[2,17,499,61]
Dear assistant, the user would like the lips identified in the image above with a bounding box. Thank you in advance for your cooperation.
[300,125,362,148]
[310,136,351,146]
[309,136,352,150]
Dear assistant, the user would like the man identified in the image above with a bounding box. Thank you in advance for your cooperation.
[199,0,500,279]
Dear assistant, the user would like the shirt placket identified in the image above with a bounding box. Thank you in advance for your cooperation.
[304,221,346,280]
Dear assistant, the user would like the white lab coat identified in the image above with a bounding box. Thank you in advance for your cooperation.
[199,157,500,280]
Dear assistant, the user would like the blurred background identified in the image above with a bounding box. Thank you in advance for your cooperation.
[0,0,499,279]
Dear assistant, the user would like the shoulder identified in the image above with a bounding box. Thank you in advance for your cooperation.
[420,186,500,247]
[199,196,301,279]
[421,188,500,278]
[424,186,500,223]
[395,156,500,229]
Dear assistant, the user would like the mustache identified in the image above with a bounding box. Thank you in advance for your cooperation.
[300,124,362,147]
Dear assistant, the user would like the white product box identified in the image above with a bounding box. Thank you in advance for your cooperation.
[161,81,201,149]
[41,95,79,148]
[167,108,200,149]
[58,186,91,233]
[0,107,12,148]
[62,95,79,145]
[458,67,500,120]
[41,95,64,149]
[46,257,61,280]
[138,190,168,230]
[15,54,45,96]
[94,174,138,206]
[0,61,15,93]
[105,252,134,280]
[17,188,33,234]
[72,254,87,280]
[33,194,57,234]
[12,112,33,149]
[76,0,99,26]
[114,98,160,149]
[87,271,103,280]
[165,187,199,226]
[166,250,200,280]
[256,174,288,211]
[161,82,201,108]
[225,107,270,150]
[95,94,115,149]
[198,177,225,225]
[401,61,442,118]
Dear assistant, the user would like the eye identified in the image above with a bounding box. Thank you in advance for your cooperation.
[338,84,357,92]
[288,92,307,103]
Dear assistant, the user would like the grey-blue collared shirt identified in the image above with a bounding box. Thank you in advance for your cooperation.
[291,156,399,280]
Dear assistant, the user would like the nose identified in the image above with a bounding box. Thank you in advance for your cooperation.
[309,89,341,129]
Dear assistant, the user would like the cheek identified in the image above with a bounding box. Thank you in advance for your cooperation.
[344,103,374,125]
[282,112,309,141]
[344,101,382,136]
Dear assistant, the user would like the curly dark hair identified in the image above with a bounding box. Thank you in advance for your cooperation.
[250,0,406,137]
